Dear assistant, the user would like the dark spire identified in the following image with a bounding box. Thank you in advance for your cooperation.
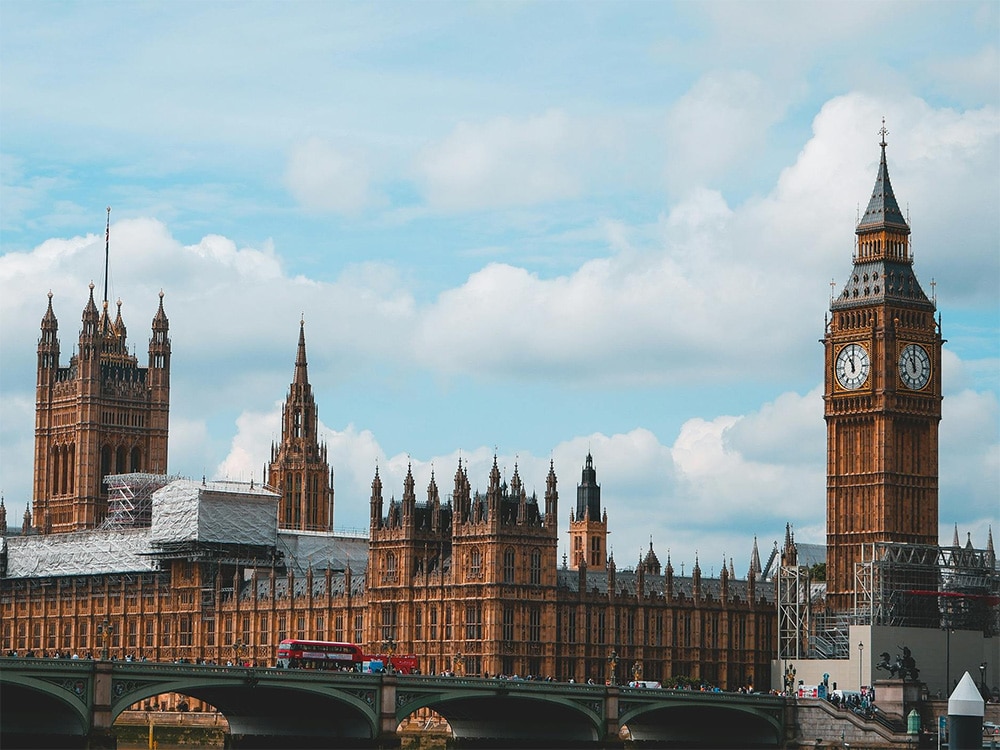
[42,290,57,329]
[642,538,661,575]
[857,121,909,233]
[153,290,168,327]
[749,535,762,578]
[576,452,601,520]
[294,317,309,386]
[83,282,99,323]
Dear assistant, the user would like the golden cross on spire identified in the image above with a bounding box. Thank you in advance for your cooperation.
[879,117,889,146]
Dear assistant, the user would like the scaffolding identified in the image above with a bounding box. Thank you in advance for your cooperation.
[777,563,811,660]
[854,542,999,633]
[780,541,999,661]
[101,473,175,530]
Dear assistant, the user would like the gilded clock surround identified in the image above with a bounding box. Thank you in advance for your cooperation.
[897,342,931,391]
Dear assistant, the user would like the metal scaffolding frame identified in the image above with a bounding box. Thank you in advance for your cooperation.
[777,564,810,660]
[779,541,999,661]
[101,473,175,530]
[854,541,999,633]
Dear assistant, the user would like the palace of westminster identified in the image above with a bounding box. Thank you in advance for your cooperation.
[1,137,996,694]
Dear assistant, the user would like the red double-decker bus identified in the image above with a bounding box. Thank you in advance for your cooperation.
[275,639,419,674]
[276,640,364,670]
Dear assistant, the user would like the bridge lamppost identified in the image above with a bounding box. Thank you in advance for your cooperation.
[607,649,618,686]
[231,640,248,665]
[382,637,396,674]
[858,642,864,691]
[784,663,796,695]
[97,618,114,661]
[980,662,988,698]
[632,660,642,685]
[453,651,464,677]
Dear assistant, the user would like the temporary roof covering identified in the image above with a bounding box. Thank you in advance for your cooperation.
[3,479,370,580]
[277,531,368,575]
[2,528,158,578]
[150,479,278,548]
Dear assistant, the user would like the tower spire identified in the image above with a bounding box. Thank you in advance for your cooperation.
[268,320,333,531]
[294,317,309,386]
[857,122,908,233]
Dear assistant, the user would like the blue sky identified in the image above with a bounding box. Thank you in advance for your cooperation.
[1,1,997,571]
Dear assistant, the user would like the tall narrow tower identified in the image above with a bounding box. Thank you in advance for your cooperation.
[824,128,942,613]
[264,320,334,531]
[32,285,171,534]
[568,453,608,569]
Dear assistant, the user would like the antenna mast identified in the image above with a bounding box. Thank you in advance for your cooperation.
[103,206,111,305]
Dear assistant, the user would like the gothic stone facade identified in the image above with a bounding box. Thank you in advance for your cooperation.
[32,285,170,534]
[1,461,775,689]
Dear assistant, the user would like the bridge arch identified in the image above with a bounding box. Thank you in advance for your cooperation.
[620,701,783,747]
[397,687,605,744]
[0,673,90,747]
[111,675,380,745]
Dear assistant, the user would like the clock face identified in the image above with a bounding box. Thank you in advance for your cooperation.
[898,344,931,390]
[835,343,871,390]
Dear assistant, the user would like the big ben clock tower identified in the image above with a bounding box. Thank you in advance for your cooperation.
[824,126,942,614]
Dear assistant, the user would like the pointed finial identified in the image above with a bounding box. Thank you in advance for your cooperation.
[878,117,889,147]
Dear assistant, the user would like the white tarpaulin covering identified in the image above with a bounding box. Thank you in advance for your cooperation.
[277,531,368,575]
[2,528,158,578]
[1,479,372,581]
[150,479,278,547]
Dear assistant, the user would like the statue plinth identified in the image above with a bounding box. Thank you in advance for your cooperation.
[874,678,923,721]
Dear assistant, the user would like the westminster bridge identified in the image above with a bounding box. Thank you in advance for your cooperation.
[0,657,792,748]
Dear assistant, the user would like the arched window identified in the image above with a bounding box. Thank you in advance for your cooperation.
[470,547,482,578]
[530,549,542,585]
[101,445,113,478]
[130,447,141,472]
[503,548,516,584]
[51,446,61,495]
[385,551,397,580]
[67,444,75,494]
[115,446,127,474]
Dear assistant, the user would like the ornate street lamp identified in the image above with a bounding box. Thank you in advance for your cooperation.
[858,642,864,691]
[632,660,643,685]
[607,649,618,686]
[97,619,114,661]
[382,637,396,673]
[453,651,464,677]
[784,663,796,695]
[980,662,988,697]
[231,640,248,665]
